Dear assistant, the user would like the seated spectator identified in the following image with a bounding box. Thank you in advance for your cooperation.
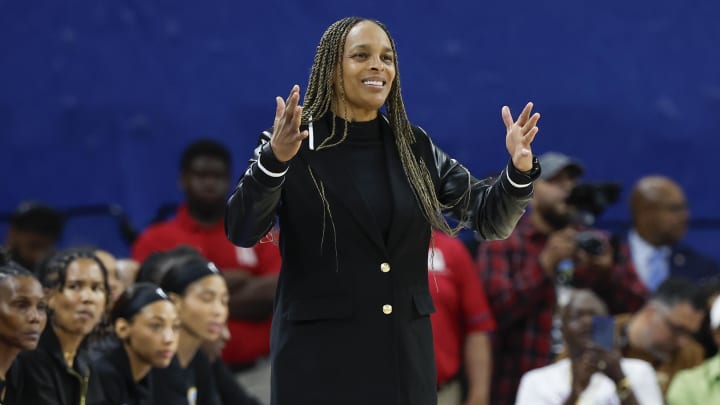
[13,248,109,404]
[615,277,706,392]
[3,202,64,271]
[428,231,495,405]
[154,256,229,405]
[91,283,179,405]
[627,175,719,290]
[0,250,47,405]
[516,289,662,404]
[476,151,648,404]
[666,294,720,404]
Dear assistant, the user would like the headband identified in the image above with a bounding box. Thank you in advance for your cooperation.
[160,258,220,295]
[112,284,170,322]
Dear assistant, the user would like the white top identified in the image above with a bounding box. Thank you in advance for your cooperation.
[515,358,663,405]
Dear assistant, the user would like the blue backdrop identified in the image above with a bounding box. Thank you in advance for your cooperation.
[2,0,718,258]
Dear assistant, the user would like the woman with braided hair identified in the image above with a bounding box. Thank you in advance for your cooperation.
[13,247,109,405]
[226,16,542,405]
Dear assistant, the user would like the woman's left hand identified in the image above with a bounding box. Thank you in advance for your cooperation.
[502,102,540,172]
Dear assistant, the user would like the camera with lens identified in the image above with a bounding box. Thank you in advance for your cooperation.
[566,182,622,255]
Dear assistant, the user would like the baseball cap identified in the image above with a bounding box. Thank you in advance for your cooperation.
[538,151,584,180]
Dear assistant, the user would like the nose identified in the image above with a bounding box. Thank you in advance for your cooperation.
[28,306,43,323]
[163,327,176,343]
[369,55,385,71]
[213,301,228,321]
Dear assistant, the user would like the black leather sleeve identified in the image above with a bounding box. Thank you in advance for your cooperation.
[225,131,286,247]
[425,128,540,240]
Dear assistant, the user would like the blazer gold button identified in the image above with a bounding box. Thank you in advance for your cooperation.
[380,262,391,273]
[382,304,392,315]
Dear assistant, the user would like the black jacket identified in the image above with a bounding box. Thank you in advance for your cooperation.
[211,358,262,405]
[152,351,221,405]
[226,113,539,405]
[89,344,153,405]
[11,324,101,405]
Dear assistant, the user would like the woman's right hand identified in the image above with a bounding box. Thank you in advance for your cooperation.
[270,84,309,162]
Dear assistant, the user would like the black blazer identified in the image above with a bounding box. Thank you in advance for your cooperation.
[11,324,101,405]
[226,113,538,405]
[669,243,720,283]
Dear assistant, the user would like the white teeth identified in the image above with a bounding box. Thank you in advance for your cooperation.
[363,80,383,86]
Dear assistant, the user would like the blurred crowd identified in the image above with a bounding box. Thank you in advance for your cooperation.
[1,139,718,405]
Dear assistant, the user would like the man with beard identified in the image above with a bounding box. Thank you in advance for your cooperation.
[476,151,648,404]
[131,139,280,403]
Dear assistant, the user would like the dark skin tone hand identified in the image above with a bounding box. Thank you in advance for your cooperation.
[564,344,639,405]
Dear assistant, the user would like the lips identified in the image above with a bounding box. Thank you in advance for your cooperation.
[75,310,95,321]
[207,322,222,335]
[22,331,41,341]
[361,78,387,89]
[159,350,175,360]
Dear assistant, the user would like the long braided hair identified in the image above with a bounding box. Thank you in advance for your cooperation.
[301,17,470,236]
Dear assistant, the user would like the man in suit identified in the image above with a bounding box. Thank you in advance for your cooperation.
[627,175,719,291]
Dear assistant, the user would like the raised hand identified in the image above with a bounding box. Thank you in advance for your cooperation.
[270,85,309,162]
[502,102,540,172]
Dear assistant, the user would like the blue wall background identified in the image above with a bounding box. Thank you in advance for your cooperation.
[1,0,718,258]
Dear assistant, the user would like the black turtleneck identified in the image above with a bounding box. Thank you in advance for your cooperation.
[334,115,393,242]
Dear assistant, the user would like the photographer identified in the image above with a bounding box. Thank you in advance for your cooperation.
[476,151,648,405]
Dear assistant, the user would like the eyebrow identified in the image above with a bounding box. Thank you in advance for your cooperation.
[348,44,393,53]
[148,315,175,322]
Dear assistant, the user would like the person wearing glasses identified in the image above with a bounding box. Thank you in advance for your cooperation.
[614,277,706,393]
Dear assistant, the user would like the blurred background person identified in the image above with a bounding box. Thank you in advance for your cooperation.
[516,289,662,404]
[428,231,495,405]
[0,250,47,405]
[13,248,109,404]
[91,283,179,405]
[476,151,647,404]
[115,258,140,291]
[627,175,720,291]
[3,202,64,272]
[666,293,720,404]
[614,277,705,393]
[131,140,280,402]
[95,249,124,309]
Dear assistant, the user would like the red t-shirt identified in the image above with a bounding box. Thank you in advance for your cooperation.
[428,231,496,385]
[131,204,281,365]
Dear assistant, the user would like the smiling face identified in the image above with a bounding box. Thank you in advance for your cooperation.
[0,275,48,351]
[332,20,396,121]
[49,258,107,337]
